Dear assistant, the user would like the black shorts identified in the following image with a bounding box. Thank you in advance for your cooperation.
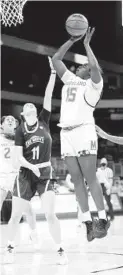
[13,166,53,201]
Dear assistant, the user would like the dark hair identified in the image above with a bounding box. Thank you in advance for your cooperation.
[20,114,25,122]
[1,116,6,124]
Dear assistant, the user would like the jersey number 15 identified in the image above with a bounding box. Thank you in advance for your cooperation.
[66,88,77,102]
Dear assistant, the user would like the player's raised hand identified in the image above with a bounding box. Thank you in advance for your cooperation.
[48,56,56,73]
[70,35,83,43]
[84,27,95,46]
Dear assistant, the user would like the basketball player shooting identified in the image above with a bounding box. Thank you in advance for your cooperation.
[4,57,68,265]
[52,27,110,242]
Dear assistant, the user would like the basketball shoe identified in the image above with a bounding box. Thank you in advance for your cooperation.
[57,248,68,265]
[4,242,15,264]
[84,221,95,242]
[93,218,110,239]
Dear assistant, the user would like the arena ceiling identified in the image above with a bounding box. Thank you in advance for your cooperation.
[1,1,123,64]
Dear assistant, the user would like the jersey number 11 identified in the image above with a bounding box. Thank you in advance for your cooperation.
[32,146,39,160]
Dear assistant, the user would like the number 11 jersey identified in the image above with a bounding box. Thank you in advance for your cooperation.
[58,70,103,128]
[15,108,52,165]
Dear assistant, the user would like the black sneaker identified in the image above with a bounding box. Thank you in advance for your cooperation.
[84,221,95,242]
[93,219,109,239]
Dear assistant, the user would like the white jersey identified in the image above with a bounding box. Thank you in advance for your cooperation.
[96,167,113,189]
[0,134,16,174]
[58,70,103,127]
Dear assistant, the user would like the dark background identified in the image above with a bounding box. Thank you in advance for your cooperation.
[1,1,123,159]
[2,1,123,63]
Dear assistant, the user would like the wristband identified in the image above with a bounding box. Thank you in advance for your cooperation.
[51,69,56,74]
[70,37,75,42]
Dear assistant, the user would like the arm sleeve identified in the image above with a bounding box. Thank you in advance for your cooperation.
[15,125,24,146]
[84,77,103,108]
[38,108,51,125]
[61,69,76,84]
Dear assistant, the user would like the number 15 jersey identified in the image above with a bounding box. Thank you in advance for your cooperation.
[58,70,103,128]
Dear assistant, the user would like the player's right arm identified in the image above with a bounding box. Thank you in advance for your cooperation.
[83,27,102,84]
[52,36,82,79]
[96,125,123,145]
[83,27,103,107]
[14,125,40,177]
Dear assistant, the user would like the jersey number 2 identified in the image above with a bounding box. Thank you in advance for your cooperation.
[4,147,10,159]
[32,146,39,160]
[66,88,77,102]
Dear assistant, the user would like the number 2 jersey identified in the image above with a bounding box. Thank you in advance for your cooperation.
[0,134,16,174]
[15,108,52,164]
[58,70,103,128]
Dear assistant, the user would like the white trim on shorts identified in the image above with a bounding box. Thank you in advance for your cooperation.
[16,175,21,198]
[44,167,52,193]
[36,161,51,168]
[44,180,50,192]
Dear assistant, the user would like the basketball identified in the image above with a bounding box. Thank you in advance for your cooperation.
[65,13,88,37]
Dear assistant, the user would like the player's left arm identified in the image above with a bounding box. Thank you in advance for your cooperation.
[43,57,56,112]
[52,36,82,79]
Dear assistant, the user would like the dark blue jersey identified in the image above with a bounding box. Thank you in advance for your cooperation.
[15,108,52,164]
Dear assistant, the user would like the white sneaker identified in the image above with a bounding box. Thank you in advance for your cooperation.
[4,244,15,264]
[57,248,68,265]
[29,230,41,250]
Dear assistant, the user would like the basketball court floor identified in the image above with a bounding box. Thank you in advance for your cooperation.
[0,216,123,275]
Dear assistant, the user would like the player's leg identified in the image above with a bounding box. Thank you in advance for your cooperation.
[42,190,61,244]
[25,201,36,230]
[24,200,40,248]
[39,187,68,264]
[4,195,25,263]
[60,129,94,241]
[65,156,89,214]
[77,155,110,238]
[65,156,94,241]
[102,185,114,220]
[0,188,7,211]
[7,196,24,244]
[4,173,33,263]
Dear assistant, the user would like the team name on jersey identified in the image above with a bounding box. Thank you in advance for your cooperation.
[25,135,44,148]
[66,80,86,86]
[1,142,12,147]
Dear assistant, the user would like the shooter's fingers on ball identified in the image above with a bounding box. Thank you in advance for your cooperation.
[70,35,83,43]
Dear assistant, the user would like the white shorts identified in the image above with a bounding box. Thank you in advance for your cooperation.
[60,124,98,158]
[0,173,17,192]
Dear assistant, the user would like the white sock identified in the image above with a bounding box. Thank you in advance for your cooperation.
[98,210,107,220]
[82,211,92,222]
